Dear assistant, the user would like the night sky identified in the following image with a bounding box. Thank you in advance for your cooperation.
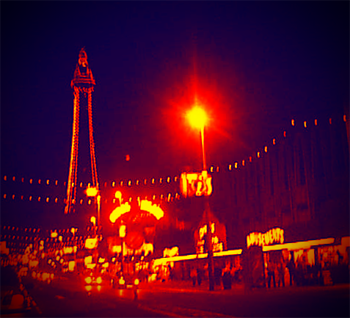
[2,2,349,198]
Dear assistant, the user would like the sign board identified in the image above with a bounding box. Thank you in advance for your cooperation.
[246,228,284,249]
[180,170,213,198]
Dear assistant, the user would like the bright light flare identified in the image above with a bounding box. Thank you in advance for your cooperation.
[187,106,208,130]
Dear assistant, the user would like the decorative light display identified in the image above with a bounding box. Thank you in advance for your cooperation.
[2,113,347,215]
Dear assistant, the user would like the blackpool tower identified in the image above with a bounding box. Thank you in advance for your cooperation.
[65,48,99,214]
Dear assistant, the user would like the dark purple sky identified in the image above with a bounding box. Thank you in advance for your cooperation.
[2,1,349,186]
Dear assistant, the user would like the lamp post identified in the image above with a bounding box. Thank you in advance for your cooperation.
[187,106,215,291]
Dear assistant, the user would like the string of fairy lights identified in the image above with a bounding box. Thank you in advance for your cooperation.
[1,224,102,250]
[2,114,347,207]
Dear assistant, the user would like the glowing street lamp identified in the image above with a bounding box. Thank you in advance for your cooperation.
[186,105,215,291]
[186,106,208,170]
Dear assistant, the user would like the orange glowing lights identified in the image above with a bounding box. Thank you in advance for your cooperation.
[115,191,122,201]
[119,225,126,238]
[96,277,102,284]
[85,237,98,249]
[187,106,208,130]
[86,186,98,197]
[85,285,92,292]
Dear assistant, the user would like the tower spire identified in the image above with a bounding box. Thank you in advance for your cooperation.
[65,49,99,214]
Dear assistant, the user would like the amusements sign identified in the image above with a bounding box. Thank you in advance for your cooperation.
[246,228,284,249]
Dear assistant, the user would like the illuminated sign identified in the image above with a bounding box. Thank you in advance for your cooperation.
[140,200,164,220]
[262,237,335,252]
[246,228,284,248]
[109,199,164,224]
[180,171,213,198]
[196,223,224,253]
[109,202,131,223]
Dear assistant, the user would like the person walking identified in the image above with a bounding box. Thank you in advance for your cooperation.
[277,262,285,287]
[190,267,197,286]
[267,260,276,288]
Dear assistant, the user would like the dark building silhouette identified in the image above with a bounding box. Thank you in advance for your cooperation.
[210,115,349,248]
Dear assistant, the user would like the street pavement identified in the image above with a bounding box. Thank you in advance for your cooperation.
[22,276,350,317]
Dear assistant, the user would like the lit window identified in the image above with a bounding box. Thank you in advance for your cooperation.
[174,176,178,182]
[21,196,24,200]
[136,180,140,185]
[88,200,91,205]
[242,160,245,166]
[46,197,49,203]
[29,196,32,201]
[4,176,7,181]
[112,181,116,187]
[80,199,83,204]
[152,178,155,184]
[38,179,41,184]
[3,194,6,199]
[160,178,163,183]
[167,177,171,183]
[343,115,346,122]
[235,162,238,169]
[291,119,295,126]
[273,138,276,145]
[257,152,260,158]
[30,179,33,184]
[12,195,15,200]
[216,166,220,172]
[249,157,252,162]
[46,180,50,185]
[329,118,332,124]
[314,119,317,126]
[13,176,16,181]
[304,121,307,128]
[22,178,24,182]
[55,180,58,185]
[55,198,58,203]
[128,180,131,186]
[144,179,147,185]
[120,181,124,186]
[80,182,83,188]
[264,146,268,153]
[283,131,287,137]
[38,197,41,202]
[228,164,232,170]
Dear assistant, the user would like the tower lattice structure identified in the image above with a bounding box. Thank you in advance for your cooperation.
[65,48,99,214]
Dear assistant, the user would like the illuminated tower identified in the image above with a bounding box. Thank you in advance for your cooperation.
[65,48,99,214]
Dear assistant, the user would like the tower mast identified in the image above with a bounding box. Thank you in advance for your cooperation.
[65,48,99,214]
